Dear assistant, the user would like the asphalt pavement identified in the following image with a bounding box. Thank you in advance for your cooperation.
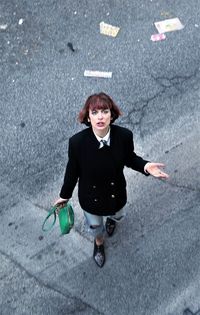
[0,1,200,315]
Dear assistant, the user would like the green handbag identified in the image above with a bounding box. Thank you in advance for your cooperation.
[42,203,74,235]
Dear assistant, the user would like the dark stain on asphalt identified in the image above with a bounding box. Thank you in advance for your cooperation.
[67,42,75,52]
[20,122,26,128]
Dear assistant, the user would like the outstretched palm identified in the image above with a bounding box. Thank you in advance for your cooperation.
[145,163,169,179]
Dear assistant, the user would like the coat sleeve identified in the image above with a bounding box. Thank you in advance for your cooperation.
[59,138,80,199]
[125,130,149,175]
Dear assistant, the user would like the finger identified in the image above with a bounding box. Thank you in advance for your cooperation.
[53,199,61,206]
[158,172,169,179]
[54,199,66,206]
[154,163,165,168]
[151,169,169,177]
[55,207,61,215]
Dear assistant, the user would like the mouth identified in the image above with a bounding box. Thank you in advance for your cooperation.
[97,122,105,127]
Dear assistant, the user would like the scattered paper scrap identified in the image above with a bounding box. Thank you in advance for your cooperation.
[18,18,24,25]
[151,33,166,42]
[84,70,112,78]
[23,49,29,55]
[154,17,184,34]
[99,21,120,37]
[0,24,8,30]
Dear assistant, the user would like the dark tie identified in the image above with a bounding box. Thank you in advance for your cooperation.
[101,140,108,147]
[99,140,108,149]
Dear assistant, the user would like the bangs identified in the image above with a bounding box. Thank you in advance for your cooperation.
[88,99,111,111]
[78,92,122,126]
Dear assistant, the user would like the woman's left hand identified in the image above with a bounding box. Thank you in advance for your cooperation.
[145,162,169,179]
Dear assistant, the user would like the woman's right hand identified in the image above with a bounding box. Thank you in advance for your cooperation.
[53,198,69,214]
[53,197,69,206]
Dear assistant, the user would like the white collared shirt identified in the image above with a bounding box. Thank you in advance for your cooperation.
[94,129,110,149]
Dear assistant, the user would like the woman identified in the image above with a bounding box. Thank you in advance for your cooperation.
[55,92,169,268]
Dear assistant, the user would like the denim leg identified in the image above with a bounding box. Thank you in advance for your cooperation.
[83,211,105,238]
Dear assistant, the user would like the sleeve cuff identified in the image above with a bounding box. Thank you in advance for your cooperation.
[144,162,151,175]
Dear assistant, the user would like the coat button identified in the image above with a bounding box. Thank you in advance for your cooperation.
[110,182,114,186]
[94,198,98,202]
[93,185,96,189]
[111,195,115,198]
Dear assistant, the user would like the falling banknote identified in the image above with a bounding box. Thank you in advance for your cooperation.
[99,21,120,37]
[154,17,184,33]
[84,70,112,78]
[151,33,166,41]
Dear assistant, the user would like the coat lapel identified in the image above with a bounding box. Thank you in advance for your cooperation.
[109,125,124,168]
[86,127,100,150]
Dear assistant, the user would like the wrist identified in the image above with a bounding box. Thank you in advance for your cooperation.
[144,162,151,174]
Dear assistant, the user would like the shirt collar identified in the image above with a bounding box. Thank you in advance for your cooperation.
[93,128,110,145]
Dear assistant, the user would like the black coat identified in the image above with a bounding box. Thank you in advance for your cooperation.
[60,125,149,215]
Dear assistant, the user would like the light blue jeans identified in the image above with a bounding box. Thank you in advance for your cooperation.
[83,208,125,239]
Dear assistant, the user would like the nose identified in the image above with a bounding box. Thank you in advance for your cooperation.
[97,112,103,119]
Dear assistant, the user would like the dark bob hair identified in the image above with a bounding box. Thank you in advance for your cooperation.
[78,92,122,126]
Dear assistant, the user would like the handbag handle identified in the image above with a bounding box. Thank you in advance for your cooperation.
[42,205,57,232]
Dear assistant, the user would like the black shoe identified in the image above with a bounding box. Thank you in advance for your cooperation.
[105,218,116,237]
[93,241,105,268]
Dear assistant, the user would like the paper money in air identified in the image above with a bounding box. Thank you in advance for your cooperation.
[99,21,120,37]
[84,70,112,78]
[154,17,184,33]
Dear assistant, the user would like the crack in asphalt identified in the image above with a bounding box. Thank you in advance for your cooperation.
[150,68,199,90]
[164,141,183,154]
[164,180,200,193]
[121,66,200,138]
[0,248,104,315]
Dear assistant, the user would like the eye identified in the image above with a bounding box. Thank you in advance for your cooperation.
[91,110,97,115]
[103,109,110,114]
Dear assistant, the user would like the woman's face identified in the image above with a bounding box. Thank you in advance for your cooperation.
[88,108,112,136]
